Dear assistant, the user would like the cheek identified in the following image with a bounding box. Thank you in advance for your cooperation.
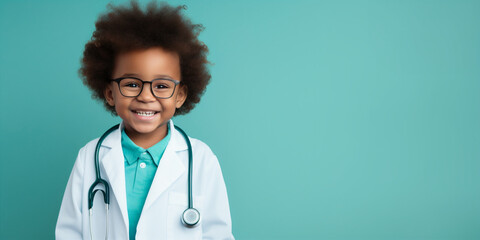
[160,99,178,112]
[114,103,123,115]
[113,97,130,112]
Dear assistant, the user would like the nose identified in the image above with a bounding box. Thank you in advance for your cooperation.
[136,82,156,102]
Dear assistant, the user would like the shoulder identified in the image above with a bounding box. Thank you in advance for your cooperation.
[85,137,101,150]
[71,138,100,168]
[171,123,216,158]
[189,137,216,157]
[78,137,101,156]
[187,137,224,174]
[189,137,219,166]
[79,125,121,156]
[73,134,109,166]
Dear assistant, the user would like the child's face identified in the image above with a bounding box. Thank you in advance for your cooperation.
[104,47,186,138]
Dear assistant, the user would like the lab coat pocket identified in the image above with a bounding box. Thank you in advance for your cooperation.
[167,192,203,239]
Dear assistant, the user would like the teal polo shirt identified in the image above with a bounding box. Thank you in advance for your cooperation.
[121,127,171,240]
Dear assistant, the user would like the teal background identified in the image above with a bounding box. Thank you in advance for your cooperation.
[1,0,479,239]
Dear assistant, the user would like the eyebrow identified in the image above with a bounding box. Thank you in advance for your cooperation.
[119,73,140,77]
[153,74,174,79]
[120,73,174,79]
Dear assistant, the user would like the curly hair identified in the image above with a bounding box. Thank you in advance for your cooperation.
[80,1,210,115]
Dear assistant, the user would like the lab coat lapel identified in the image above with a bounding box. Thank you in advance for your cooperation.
[143,122,187,211]
[99,125,129,233]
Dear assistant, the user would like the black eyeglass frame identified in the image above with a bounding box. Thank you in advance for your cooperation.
[111,77,181,99]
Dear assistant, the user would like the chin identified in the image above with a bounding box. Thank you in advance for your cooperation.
[127,122,164,134]
[137,125,162,134]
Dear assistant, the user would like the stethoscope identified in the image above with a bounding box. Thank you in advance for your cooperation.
[88,124,200,240]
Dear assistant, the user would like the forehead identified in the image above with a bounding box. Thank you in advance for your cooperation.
[113,47,181,79]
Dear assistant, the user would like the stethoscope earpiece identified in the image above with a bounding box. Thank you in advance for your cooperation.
[182,208,200,227]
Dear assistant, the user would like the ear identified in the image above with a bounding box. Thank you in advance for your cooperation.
[175,85,188,109]
[104,83,115,106]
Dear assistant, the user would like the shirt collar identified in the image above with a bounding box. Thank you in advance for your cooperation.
[121,125,171,166]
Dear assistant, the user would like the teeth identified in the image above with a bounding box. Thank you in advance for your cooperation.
[135,111,155,116]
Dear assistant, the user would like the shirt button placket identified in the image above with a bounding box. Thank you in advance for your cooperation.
[139,152,148,169]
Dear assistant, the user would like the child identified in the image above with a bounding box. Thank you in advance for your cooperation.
[55,1,234,239]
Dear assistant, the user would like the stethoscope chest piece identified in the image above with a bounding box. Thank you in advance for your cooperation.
[90,124,200,238]
[182,208,200,227]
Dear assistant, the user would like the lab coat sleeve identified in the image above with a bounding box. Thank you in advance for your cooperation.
[55,146,87,240]
[201,153,235,240]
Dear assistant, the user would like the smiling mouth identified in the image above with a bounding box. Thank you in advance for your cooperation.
[132,110,159,116]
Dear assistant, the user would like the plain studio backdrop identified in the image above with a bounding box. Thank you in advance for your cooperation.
[1,0,479,239]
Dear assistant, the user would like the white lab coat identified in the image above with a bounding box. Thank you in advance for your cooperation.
[56,120,234,240]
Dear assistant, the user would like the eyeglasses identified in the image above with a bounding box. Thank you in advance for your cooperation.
[112,77,180,99]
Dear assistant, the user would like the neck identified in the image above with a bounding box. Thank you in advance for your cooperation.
[125,124,168,149]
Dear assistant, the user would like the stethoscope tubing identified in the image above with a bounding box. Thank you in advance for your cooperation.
[173,125,194,209]
[88,123,199,239]
[88,124,118,209]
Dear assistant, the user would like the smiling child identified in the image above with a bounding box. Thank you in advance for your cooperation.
[55,1,234,239]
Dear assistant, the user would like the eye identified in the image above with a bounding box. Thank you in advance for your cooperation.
[120,79,142,88]
[154,84,169,89]
[152,80,174,90]
[125,82,139,88]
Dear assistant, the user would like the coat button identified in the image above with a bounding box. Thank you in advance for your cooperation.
[140,162,146,168]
